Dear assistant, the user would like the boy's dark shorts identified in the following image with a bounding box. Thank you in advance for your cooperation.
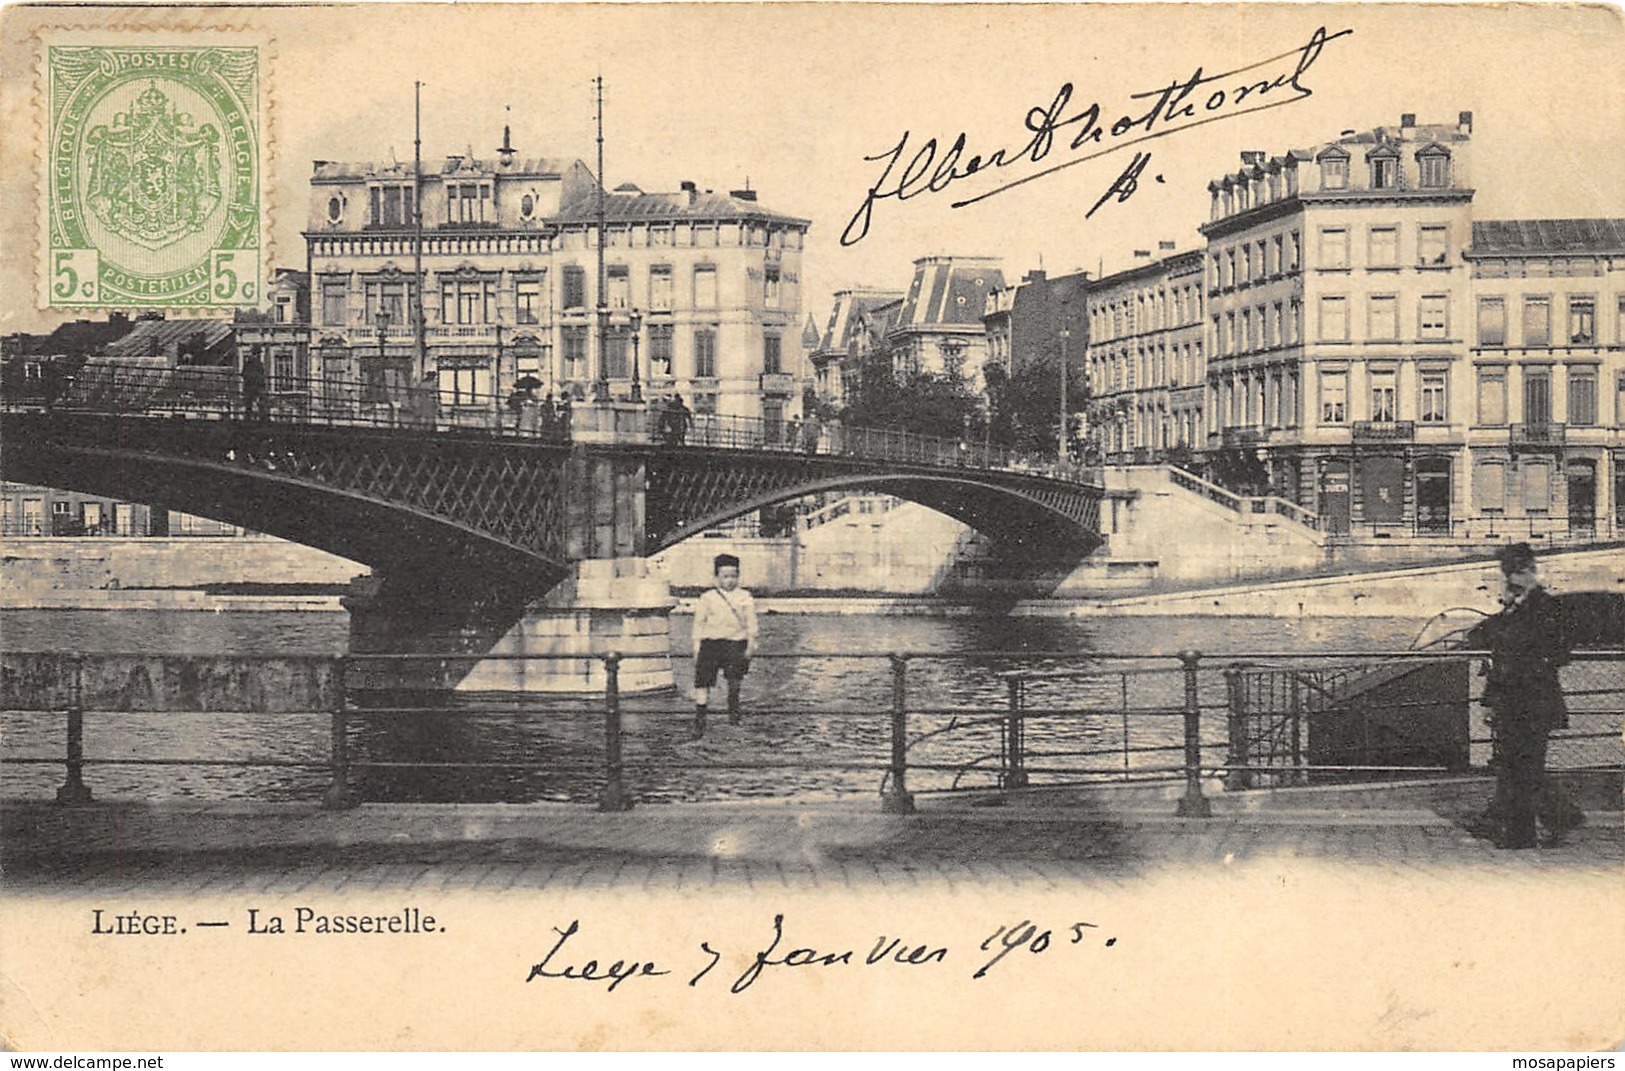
[695,639,749,687]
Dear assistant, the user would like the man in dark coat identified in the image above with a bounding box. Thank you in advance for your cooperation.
[241,346,269,421]
[1478,543,1579,848]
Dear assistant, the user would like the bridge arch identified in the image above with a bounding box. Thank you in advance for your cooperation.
[5,436,573,599]
[649,470,1101,560]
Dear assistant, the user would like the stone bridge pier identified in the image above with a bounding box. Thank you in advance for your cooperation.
[344,419,679,696]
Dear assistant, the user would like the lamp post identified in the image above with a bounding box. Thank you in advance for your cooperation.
[1058,325,1071,462]
[374,310,391,406]
[628,307,644,403]
[593,303,611,402]
[495,321,506,420]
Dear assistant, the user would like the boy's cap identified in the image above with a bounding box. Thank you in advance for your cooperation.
[714,553,740,571]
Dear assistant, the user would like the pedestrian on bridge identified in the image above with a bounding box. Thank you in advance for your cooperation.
[662,395,692,446]
[240,346,269,422]
[691,552,757,739]
[1477,542,1583,848]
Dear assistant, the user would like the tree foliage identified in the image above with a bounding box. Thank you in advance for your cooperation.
[842,352,984,440]
[984,360,1085,456]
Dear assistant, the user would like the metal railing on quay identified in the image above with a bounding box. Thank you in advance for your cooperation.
[3,648,1618,815]
[4,362,1103,485]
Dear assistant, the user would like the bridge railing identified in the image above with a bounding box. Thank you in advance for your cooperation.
[5,648,1618,815]
[7,362,1102,486]
[12,361,576,442]
[643,406,1102,484]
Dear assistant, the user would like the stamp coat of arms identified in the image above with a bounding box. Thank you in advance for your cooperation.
[46,44,262,308]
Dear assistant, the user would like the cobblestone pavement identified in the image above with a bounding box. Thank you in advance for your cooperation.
[4,795,1619,893]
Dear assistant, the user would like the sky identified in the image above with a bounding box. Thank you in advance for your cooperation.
[4,2,1624,335]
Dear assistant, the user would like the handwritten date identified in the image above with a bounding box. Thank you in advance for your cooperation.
[525,915,1116,994]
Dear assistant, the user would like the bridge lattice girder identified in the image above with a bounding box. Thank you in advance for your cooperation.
[642,449,1101,559]
[1,412,1104,595]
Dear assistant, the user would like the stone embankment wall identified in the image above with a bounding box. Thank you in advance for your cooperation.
[652,500,978,593]
[1064,466,1325,592]
[1,537,360,604]
[1039,546,1625,618]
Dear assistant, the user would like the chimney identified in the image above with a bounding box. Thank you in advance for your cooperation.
[729,188,757,202]
[680,180,697,205]
[1400,113,1417,130]
[1458,110,1473,134]
[1158,240,1176,252]
[1133,249,1151,259]
[1023,269,1047,284]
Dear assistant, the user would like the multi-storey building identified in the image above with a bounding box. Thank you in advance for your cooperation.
[884,256,1005,390]
[1197,113,1479,533]
[0,484,161,537]
[1463,219,1625,537]
[234,268,311,391]
[809,287,905,406]
[982,268,1092,380]
[304,134,810,422]
[1086,245,1205,462]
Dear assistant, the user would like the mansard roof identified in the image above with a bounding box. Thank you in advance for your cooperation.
[1468,218,1625,256]
[311,157,576,182]
[552,189,809,227]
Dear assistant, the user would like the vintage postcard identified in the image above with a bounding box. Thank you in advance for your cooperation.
[2,1,1623,1054]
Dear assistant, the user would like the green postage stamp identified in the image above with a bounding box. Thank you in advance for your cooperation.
[45,43,263,308]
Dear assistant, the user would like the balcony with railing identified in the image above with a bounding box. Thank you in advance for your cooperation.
[758,372,797,395]
[1352,420,1416,443]
[1221,427,1265,449]
[1510,423,1565,448]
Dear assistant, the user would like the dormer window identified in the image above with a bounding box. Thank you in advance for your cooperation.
[369,183,415,227]
[1416,145,1452,188]
[1366,143,1401,190]
[446,181,493,225]
[1318,148,1349,191]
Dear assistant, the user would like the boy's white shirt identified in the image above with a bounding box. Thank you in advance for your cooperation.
[692,586,758,652]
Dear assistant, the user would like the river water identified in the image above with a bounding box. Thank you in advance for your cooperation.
[1,607,1426,804]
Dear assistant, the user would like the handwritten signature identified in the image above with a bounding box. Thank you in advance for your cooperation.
[525,915,1116,994]
[839,24,1354,245]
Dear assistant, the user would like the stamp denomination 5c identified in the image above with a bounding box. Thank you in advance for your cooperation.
[45,43,262,309]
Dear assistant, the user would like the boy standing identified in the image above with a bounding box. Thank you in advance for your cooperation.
[691,553,757,739]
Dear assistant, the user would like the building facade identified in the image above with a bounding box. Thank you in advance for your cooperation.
[1086,246,1204,463]
[809,287,905,407]
[1463,219,1625,538]
[884,256,1005,390]
[304,137,810,422]
[1198,113,1480,534]
[1080,110,1624,541]
[234,268,312,392]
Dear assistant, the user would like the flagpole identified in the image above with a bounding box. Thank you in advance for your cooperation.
[413,80,426,386]
[592,74,609,403]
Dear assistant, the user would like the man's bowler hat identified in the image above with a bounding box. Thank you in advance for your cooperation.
[1496,542,1537,572]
